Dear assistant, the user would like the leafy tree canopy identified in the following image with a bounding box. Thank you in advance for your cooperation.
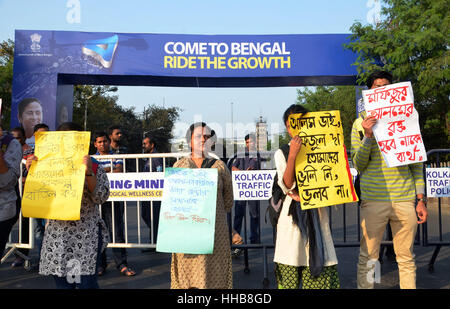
[296,86,356,149]
[345,0,449,149]
[0,39,14,128]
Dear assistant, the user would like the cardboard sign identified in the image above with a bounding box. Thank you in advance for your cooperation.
[426,168,450,197]
[288,111,358,210]
[232,170,277,200]
[156,168,218,254]
[362,81,427,167]
[22,131,90,220]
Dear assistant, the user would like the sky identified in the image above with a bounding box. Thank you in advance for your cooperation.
[0,0,380,140]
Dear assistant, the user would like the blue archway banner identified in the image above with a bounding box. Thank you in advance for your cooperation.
[11,30,358,131]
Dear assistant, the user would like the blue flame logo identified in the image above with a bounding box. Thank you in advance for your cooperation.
[82,34,118,68]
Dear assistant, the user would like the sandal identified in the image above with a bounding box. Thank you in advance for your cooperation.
[98,266,106,276]
[120,265,136,276]
[11,257,25,268]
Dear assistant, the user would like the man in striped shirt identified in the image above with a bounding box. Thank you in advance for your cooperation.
[351,71,428,289]
[94,131,136,277]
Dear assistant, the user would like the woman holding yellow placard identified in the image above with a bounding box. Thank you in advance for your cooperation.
[169,122,234,289]
[26,122,110,289]
[273,104,340,289]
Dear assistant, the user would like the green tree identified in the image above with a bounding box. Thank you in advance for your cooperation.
[273,131,291,149]
[296,86,356,148]
[141,104,181,153]
[73,87,182,154]
[73,85,149,153]
[0,39,14,129]
[73,85,119,129]
[345,0,449,149]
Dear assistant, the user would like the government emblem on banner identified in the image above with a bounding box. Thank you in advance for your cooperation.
[30,33,42,53]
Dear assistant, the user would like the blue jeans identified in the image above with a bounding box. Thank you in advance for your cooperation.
[233,200,261,244]
[53,225,102,289]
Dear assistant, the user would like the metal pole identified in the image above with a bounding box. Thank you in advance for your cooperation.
[231,102,234,153]
[83,94,94,131]
[84,100,88,131]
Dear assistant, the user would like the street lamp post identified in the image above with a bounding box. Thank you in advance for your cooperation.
[83,99,89,131]
[231,102,234,154]
[82,86,117,131]
[83,93,95,131]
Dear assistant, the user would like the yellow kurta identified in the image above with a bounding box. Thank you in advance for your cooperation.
[170,157,234,289]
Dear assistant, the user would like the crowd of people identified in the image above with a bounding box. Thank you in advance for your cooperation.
[0,70,429,290]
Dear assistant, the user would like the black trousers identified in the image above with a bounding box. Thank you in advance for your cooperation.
[100,201,127,269]
[141,201,161,243]
[0,187,21,258]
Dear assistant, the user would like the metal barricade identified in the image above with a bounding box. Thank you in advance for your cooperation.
[1,154,186,267]
[227,149,426,287]
[1,215,34,268]
[422,149,450,272]
[1,160,34,268]
[5,150,442,286]
[91,153,186,249]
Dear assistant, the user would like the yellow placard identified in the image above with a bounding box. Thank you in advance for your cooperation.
[289,111,358,210]
[22,131,91,220]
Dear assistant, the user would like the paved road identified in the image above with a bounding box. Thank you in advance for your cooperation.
[1,199,449,289]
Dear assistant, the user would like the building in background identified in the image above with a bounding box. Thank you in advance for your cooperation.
[255,116,268,152]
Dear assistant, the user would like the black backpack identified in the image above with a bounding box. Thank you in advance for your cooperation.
[266,144,290,228]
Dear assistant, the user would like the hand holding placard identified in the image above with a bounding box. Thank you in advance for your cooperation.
[22,131,90,220]
[156,168,218,254]
[362,82,427,167]
[288,111,358,210]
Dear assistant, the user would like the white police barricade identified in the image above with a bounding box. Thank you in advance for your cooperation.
[422,149,450,272]
[4,151,407,287]
[2,154,185,267]
[1,160,34,269]
[92,153,187,249]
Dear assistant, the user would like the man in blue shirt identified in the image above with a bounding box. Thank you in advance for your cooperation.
[94,131,135,277]
[94,132,123,173]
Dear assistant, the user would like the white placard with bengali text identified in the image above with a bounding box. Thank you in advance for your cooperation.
[362,81,427,167]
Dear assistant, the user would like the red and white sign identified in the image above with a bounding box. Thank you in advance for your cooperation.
[362,81,427,167]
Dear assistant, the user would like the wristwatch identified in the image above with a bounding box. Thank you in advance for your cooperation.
[85,172,95,177]
[417,197,427,204]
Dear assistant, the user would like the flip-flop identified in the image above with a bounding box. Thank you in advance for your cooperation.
[120,265,136,276]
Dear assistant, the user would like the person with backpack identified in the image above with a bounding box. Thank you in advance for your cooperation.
[273,104,339,289]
